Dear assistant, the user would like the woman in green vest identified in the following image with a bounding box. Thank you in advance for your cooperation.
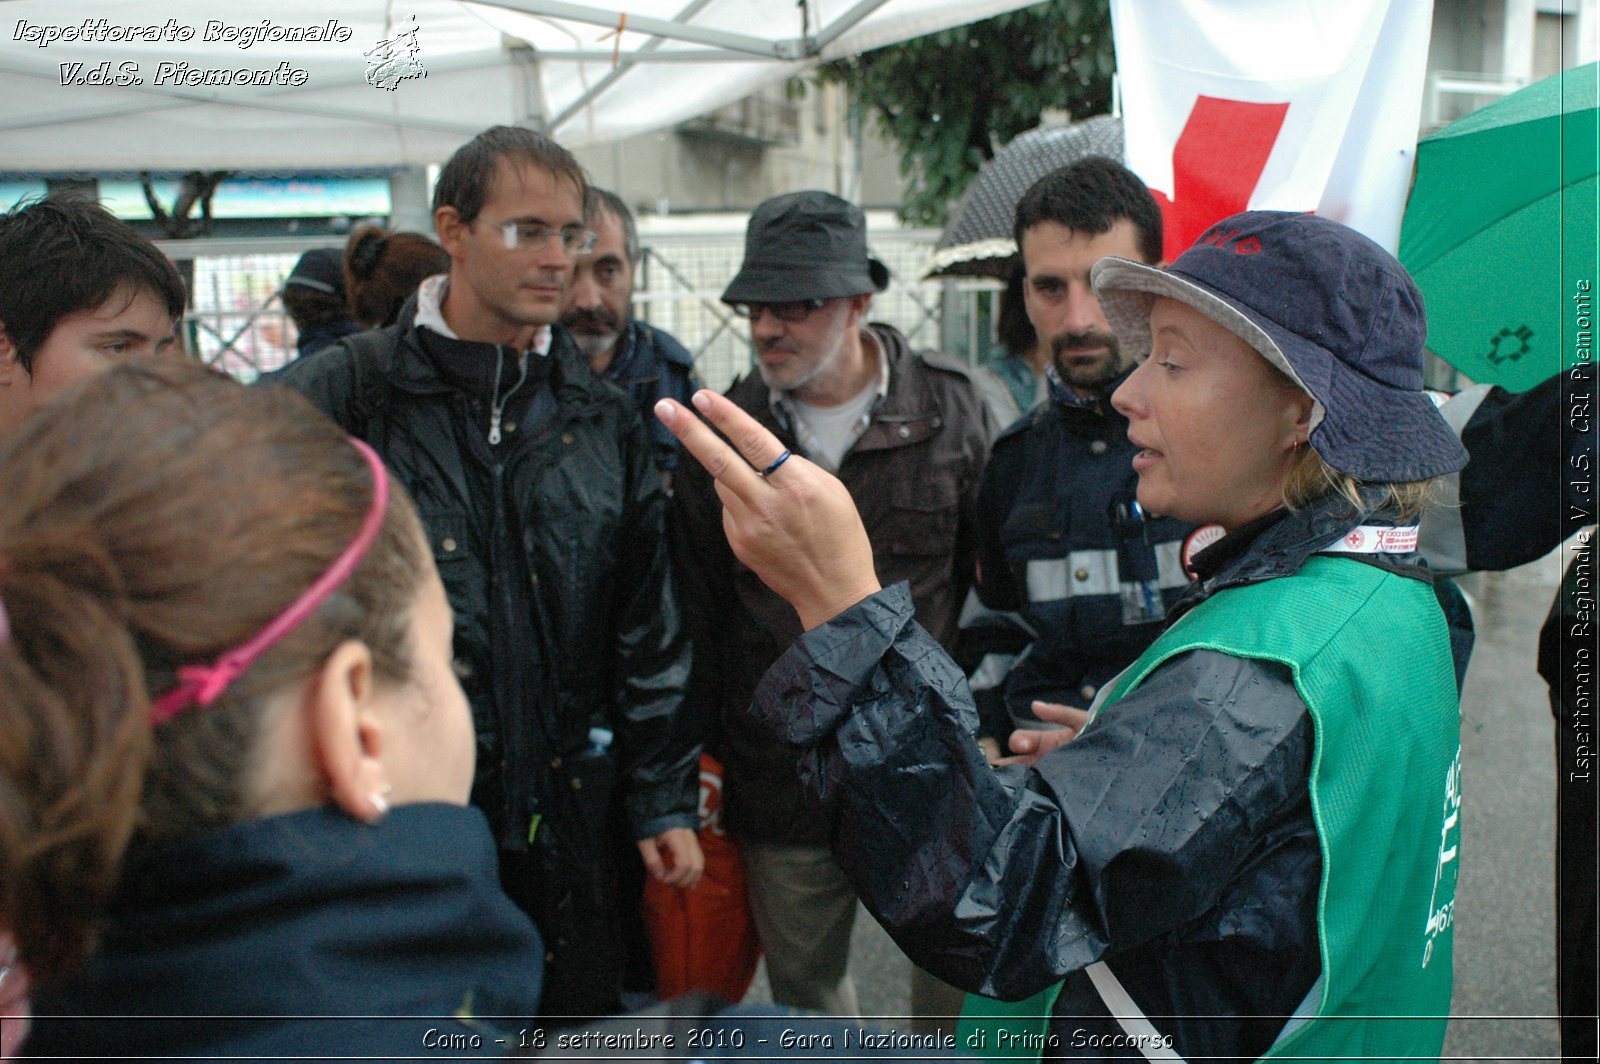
[655,211,1467,1062]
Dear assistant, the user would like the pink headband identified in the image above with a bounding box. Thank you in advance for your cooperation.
[0,554,11,646]
[150,438,390,726]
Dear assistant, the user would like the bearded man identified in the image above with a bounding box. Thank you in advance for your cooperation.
[965,157,1198,746]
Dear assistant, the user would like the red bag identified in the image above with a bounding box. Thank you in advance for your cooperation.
[642,753,761,1002]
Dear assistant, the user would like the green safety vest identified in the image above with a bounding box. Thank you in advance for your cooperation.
[959,555,1461,1062]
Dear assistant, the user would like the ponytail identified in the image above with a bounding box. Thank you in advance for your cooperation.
[344,225,450,327]
[0,551,151,982]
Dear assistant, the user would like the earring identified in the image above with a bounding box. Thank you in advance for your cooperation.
[368,782,393,821]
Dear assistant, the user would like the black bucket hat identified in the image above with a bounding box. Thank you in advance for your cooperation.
[1092,211,1468,484]
[722,191,890,304]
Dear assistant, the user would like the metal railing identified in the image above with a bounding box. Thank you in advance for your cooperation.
[160,228,988,391]
[156,236,319,382]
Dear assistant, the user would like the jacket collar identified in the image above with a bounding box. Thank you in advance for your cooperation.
[414,274,553,355]
[40,804,542,1021]
[1173,487,1417,620]
[607,319,696,383]
[386,289,610,411]
[1047,363,1130,416]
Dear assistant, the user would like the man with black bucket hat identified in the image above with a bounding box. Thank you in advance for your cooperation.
[671,190,995,1027]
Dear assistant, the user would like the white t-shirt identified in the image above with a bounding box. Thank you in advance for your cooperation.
[790,380,879,473]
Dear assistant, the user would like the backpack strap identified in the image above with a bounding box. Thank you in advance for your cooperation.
[341,329,399,443]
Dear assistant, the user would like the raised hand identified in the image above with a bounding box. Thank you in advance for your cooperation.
[656,392,881,630]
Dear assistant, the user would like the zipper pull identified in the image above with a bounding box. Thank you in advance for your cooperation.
[488,345,506,445]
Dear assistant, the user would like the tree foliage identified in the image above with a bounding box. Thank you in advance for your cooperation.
[818,0,1113,226]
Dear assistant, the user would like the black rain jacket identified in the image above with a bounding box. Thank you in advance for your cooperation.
[970,371,1195,731]
[27,804,542,1058]
[266,307,697,849]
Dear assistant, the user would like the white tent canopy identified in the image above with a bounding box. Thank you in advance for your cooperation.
[0,0,1034,171]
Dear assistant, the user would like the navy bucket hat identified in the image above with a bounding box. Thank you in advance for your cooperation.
[1092,211,1467,484]
[722,191,890,304]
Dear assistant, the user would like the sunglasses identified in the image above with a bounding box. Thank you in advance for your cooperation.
[730,299,830,323]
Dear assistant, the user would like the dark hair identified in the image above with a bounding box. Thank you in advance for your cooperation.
[1012,156,1163,265]
[281,248,351,335]
[431,126,588,226]
[344,226,451,327]
[584,187,641,265]
[0,194,187,373]
[0,360,426,981]
[280,287,352,334]
[995,260,1036,358]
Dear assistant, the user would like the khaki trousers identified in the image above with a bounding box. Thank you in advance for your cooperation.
[743,841,965,1032]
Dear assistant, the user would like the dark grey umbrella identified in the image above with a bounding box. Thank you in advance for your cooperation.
[923,114,1124,280]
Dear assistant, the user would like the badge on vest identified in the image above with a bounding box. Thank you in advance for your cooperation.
[1320,525,1421,555]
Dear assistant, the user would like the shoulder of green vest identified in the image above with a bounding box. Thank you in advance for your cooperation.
[1113,556,1446,700]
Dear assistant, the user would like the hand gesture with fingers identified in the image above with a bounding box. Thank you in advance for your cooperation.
[656,392,881,630]
[994,700,1091,767]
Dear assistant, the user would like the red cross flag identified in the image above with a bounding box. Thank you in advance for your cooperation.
[1111,0,1434,261]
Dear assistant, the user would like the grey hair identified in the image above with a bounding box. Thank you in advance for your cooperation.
[584,187,641,265]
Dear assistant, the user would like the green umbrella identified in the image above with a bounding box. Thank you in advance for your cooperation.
[1399,61,1599,392]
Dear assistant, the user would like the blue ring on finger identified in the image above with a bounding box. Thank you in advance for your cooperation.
[760,450,792,478]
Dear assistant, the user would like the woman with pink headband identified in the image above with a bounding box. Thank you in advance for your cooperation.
[0,360,543,1056]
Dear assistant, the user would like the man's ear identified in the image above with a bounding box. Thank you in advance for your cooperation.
[0,321,20,386]
[434,206,469,262]
[305,640,389,822]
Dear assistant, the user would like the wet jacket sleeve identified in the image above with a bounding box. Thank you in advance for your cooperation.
[1459,367,1594,568]
[753,583,1312,1000]
[612,408,699,839]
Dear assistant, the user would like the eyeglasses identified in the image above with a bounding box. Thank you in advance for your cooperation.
[730,299,829,323]
[482,217,598,255]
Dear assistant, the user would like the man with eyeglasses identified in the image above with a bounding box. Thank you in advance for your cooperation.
[267,126,701,1023]
[671,190,994,1028]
